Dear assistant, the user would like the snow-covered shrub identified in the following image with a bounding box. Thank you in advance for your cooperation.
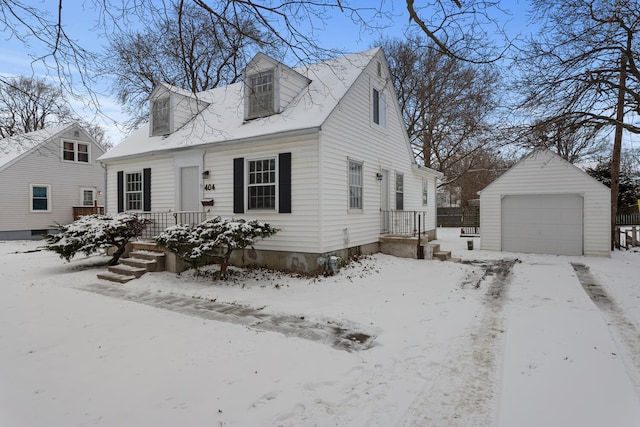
[45,213,151,266]
[155,216,279,280]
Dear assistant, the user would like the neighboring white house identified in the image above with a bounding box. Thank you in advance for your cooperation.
[0,123,106,240]
[479,149,610,256]
[98,48,443,272]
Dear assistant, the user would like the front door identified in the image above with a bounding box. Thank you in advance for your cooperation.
[180,166,200,211]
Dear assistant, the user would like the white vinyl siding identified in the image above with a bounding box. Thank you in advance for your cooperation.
[104,156,174,214]
[202,134,320,253]
[318,52,437,252]
[0,127,105,234]
[479,150,610,257]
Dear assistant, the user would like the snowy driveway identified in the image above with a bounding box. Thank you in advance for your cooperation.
[1,230,640,426]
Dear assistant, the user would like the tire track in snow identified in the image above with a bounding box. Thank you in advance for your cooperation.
[400,258,517,427]
[571,262,640,391]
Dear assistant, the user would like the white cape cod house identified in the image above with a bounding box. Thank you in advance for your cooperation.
[0,123,105,240]
[98,48,442,272]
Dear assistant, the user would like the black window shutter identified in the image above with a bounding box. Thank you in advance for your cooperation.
[279,152,291,213]
[143,168,151,212]
[117,171,124,213]
[233,158,244,214]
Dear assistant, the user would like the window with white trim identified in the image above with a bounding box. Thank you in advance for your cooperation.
[30,184,51,212]
[248,71,275,119]
[126,172,143,211]
[372,87,387,128]
[395,172,404,210]
[349,160,363,210]
[151,97,170,135]
[62,141,89,163]
[248,158,276,210]
[81,188,95,206]
[422,178,429,206]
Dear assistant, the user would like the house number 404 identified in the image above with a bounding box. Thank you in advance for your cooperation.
[204,184,215,191]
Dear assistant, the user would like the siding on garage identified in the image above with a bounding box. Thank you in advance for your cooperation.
[479,150,610,257]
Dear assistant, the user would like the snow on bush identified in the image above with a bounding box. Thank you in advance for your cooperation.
[45,213,151,266]
[155,216,279,280]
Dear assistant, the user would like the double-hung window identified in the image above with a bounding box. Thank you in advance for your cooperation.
[62,141,89,163]
[349,160,363,210]
[248,71,274,119]
[152,97,170,135]
[31,184,50,212]
[248,158,276,210]
[82,188,95,206]
[125,172,143,211]
[395,173,404,210]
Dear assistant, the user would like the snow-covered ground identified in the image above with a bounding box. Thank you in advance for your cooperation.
[1,228,639,426]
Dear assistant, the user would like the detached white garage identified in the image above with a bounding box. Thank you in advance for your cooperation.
[479,150,610,257]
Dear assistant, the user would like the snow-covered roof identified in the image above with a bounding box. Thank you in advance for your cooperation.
[98,48,381,162]
[0,124,73,172]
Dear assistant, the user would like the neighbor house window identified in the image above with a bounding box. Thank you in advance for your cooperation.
[31,184,50,212]
[248,158,276,210]
[349,159,363,209]
[125,172,143,211]
[81,188,95,206]
[395,173,404,210]
[372,87,387,128]
[422,178,429,206]
[152,97,170,135]
[248,71,274,119]
[62,141,89,163]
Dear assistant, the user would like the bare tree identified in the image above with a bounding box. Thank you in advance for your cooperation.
[101,2,280,129]
[0,76,71,137]
[519,117,608,164]
[517,0,640,247]
[383,36,501,193]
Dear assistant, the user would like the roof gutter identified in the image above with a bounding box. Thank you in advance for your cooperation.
[98,126,322,164]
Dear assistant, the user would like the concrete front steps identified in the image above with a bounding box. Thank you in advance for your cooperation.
[379,236,459,262]
[97,241,166,284]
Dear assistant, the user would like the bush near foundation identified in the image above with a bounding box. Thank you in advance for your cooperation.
[155,216,279,280]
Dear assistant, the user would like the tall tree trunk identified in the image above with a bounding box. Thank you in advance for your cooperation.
[611,50,627,250]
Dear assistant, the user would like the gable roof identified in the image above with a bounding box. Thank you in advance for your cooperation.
[479,149,610,194]
[0,124,72,173]
[98,48,382,162]
[0,123,105,173]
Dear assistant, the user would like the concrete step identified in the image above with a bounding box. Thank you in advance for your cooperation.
[426,242,440,253]
[108,264,147,278]
[97,272,136,284]
[120,257,159,272]
[433,250,452,261]
[131,241,165,252]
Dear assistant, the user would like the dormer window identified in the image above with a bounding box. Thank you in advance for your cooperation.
[248,71,275,119]
[151,97,170,135]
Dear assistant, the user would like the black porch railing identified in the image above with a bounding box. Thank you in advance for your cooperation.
[380,210,427,236]
[136,211,209,239]
[617,213,640,226]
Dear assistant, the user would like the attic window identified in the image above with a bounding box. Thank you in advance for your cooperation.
[248,71,275,119]
[152,97,170,135]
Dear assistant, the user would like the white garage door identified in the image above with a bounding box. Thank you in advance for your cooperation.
[501,194,584,255]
